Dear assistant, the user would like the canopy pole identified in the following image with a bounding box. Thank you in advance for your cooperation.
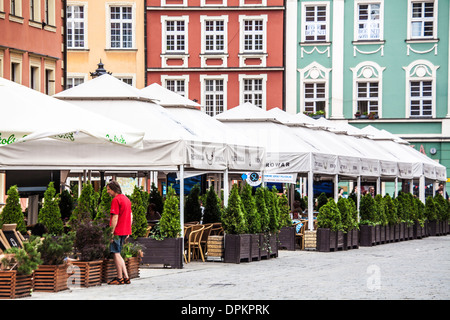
[223,168,229,207]
[409,179,414,194]
[334,174,339,202]
[308,169,314,231]
[179,165,185,247]
[394,177,398,198]
[419,175,425,203]
[357,176,361,223]
[376,177,381,196]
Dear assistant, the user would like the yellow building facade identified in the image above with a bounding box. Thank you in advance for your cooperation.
[66,0,145,88]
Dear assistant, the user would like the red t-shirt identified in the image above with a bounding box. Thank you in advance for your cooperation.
[110,194,132,236]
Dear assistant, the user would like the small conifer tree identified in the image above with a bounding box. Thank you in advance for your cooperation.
[241,183,261,233]
[148,183,164,214]
[0,185,26,233]
[278,193,291,228]
[203,185,222,224]
[222,184,247,234]
[255,187,269,232]
[424,196,437,222]
[317,198,343,231]
[359,193,376,225]
[159,185,181,238]
[38,182,64,235]
[130,186,148,239]
[384,194,398,226]
[59,189,74,222]
[185,184,202,223]
[95,187,112,225]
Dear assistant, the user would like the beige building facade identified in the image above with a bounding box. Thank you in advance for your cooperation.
[66,0,146,88]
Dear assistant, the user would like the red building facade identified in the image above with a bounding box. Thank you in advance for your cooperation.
[0,0,65,94]
[146,0,285,115]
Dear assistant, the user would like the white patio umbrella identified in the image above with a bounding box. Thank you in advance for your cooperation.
[0,77,144,148]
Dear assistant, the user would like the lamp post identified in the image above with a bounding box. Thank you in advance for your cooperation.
[89,59,112,78]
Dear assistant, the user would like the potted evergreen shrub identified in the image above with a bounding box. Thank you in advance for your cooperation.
[185,184,202,223]
[359,193,376,246]
[424,196,438,236]
[240,183,261,260]
[149,183,164,215]
[71,218,111,287]
[203,185,223,224]
[223,184,250,263]
[374,194,388,244]
[414,197,426,239]
[434,193,447,235]
[384,194,398,242]
[38,182,64,235]
[130,186,148,239]
[135,185,183,268]
[34,232,75,292]
[0,185,26,234]
[277,193,296,251]
[263,186,280,258]
[338,197,358,250]
[316,199,343,252]
[255,186,270,259]
[0,237,42,298]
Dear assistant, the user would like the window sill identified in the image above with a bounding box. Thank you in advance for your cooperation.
[352,40,385,45]
[9,14,24,24]
[299,41,331,46]
[405,38,439,44]
[68,48,90,52]
[105,48,138,52]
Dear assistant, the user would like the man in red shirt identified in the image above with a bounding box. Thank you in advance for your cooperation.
[107,180,133,285]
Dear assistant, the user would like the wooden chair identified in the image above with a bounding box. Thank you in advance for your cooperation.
[144,226,152,238]
[210,222,224,235]
[294,222,306,250]
[199,224,213,256]
[185,225,205,262]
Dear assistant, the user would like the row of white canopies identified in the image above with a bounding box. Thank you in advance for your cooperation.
[0,74,447,231]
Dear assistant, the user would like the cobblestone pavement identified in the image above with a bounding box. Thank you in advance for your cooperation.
[26,235,449,301]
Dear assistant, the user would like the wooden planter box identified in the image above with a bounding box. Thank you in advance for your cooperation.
[406,224,415,240]
[359,225,374,247]
[428,220,437,236]
[336,231,344,251]
[317,228,337,252]
[126,256,140,279]
[69,260,103,288]
[250,234,261,261]
[414,221,424,239]
[278,227,296,251]
[0,271,33,299]
[386,224,395,243]
[374,225,381,245]
[34,264,68,292]
[380,225,386,244]
[224,234,251,264]
[345,228,359,249]
[399,222,406,241]
[134,237,183,269]
[207,235,224,261]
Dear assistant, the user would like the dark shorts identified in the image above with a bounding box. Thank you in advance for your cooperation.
[110,235,128,254]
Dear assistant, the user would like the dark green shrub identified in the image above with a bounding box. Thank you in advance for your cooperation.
[148,183,164,215]
[241,183,261,234]
[337,197,357,232]
[38,182,64,235]
[130,186,148,239]
[2,237,42,275]
[384,194,398,225]
[0,185,26,233]
[203,185,222,224]
[38,232,75,265]
[222,184,247,234]
[159,185,181,238]
[184,184,202,223]
[278,193,291,228]
[316,192,328,211]
[359,193,376,225]
[424,196,437,221]
[255,187,269,232]
[317,198,343,231]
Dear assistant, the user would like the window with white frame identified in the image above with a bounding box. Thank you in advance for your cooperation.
[357,82,379,115]
[243,79,263,108]
[303,4,328,42]
[30,0,40,21]
[409,0,436,39]
[165,20,186,52]
[44,0,55,26]
[304,82,326,113]
[109,6,133,49]
[243,19,264,52]
[410,80,432,117]
[67,5,86,49]
[66,76,84,89]
[403,60,438,118]
[356,2,381,40]
[204,78,225,116]
[165,79,186,97]
[205,20,225,53]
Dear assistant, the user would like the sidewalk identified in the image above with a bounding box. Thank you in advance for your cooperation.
[26,235,450,300]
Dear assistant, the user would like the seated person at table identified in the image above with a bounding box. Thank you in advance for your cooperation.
[146,203,161,222]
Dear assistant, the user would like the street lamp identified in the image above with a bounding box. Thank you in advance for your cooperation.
[90,59,112,78]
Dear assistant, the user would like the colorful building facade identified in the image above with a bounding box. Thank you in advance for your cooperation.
[66,0,146,88]
[145,0,285,115]
[0,0,65,94]
[286,0,450,188]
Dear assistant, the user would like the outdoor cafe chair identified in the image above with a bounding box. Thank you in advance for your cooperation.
[185,225,205,263]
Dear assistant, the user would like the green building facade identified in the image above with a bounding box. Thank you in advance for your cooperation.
[285,0,450,190]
